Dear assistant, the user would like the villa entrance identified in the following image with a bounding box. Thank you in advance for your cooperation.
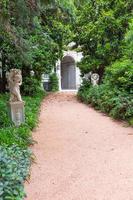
[61,56,76,90]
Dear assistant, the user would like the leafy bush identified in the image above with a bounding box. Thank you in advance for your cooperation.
[0,92,45,199]
[105,59,133,93]
[22,77,43,96]
[74,0,133,76]
[125,19,133,61]
[0,126,32,147]
[0,92,45,147]
[0,94,11,128]
[78,82,133,125]
[0,145,31,200]
[49,73,59,92]
[78,20,133,126]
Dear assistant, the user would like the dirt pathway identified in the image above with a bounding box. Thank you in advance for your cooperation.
[25,92,133,200]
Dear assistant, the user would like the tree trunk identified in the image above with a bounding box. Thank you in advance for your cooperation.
[0,52,6,93]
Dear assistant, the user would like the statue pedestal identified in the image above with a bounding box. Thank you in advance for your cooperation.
[8,101,25,127]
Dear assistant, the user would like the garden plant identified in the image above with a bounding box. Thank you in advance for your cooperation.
[0,0,133,199]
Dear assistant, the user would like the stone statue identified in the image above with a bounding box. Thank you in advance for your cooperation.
[84,71,92,81]
[91,73,99,86]
[7,69,25,127]
[7,69,22,102]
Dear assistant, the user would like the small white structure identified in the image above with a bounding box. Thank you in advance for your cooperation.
[41,74,50,91]
[7,69,22,102]
[56,50,83,91]
[7,69,25,127]
[91,73,100,86]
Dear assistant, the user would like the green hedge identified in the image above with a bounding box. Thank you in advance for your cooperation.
[22,77,42,96]
[78,80,133,125]
[49,73,59,92]
[105,59,133,93]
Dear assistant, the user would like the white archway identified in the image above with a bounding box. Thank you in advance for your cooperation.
[56,50,83,91]
[61,56,76,90]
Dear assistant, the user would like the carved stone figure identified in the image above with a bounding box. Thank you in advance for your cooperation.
[7,69,25,126]
[91,73,99,86]
[7,69,22,102]
[84,71,92,81]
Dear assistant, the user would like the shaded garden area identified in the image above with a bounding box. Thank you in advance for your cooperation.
[0,1,75,198]
[0,0,133,199]
[0,92,45,199]
[76,1,133,125]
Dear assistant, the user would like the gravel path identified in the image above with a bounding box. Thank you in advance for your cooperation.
[25,92,133,200]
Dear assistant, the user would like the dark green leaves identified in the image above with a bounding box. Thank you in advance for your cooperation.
[0,145,31,200]
[74,0,133,75]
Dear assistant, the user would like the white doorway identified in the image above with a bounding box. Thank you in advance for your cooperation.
[61,56,76,90]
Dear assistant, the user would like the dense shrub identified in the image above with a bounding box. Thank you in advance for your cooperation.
[49,73,59,92]
[0,145,31,200]
[0,92,45,199]
[0,92,45,147]
[105,59,133,93]
[22,77,43,96]
[125,19,133,61]
[78,18,133,126]
[78,81,133,125]
[0,0,75,93]
[0,94,11,128]
[74,0,133,77]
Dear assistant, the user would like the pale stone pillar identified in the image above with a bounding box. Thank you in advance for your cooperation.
[7,69,25,127]
[8,101,25,127]
[56,60,61,91]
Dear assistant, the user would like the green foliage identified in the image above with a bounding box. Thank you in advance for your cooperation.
[78,83,133,124]
[0,126,32,147]
[0,0,75,92]
[49,73,59,92]
[78,10,133,126]
[105,59,133,93]
[0,92,45,199]
[0,92,45,147]
[0,94,11,128]
[74,0,133,76]
[0,145,31,200]
[125,19,133,61]
[22,77,43,96]
[57,0,76,20]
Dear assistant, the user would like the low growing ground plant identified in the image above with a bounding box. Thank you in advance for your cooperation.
[0,145,31,200]
[0,91,46,199]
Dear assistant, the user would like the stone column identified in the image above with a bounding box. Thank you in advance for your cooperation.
[8,101,25,127]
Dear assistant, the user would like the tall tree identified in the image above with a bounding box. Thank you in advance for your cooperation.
[0,0,75,92]
[74,0,133,79]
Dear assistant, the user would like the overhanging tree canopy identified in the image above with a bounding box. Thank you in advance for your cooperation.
[74,0,133,78]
